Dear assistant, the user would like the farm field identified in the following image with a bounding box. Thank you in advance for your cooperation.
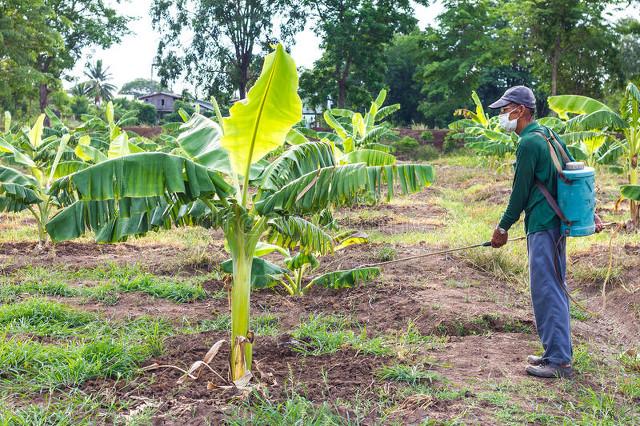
[1,154,638,425]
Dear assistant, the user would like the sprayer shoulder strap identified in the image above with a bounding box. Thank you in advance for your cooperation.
[531,128,572,226]
[533,129,571,184]
[534,180,572,226]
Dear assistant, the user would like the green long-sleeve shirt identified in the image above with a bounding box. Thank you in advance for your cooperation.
[498,121,574,235]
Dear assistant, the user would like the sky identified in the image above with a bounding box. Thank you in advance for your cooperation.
[66,1,444,94]
[67,1,637,95]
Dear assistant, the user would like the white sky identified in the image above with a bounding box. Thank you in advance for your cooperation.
[66,0,637,96]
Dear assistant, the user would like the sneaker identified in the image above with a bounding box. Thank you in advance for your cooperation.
[527,355,544,366]
[525,363,574,379]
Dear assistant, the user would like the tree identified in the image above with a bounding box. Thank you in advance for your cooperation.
[36,0,131,111]
[301,0,423,108]
[512,0,625,97]
[417,0,534,128]
[384,32,427,125]
[151,0,303,100]
[119,79,166,98]
[0,0,63,116]
[83,60,117,106]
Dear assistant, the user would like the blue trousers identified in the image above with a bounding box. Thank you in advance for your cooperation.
[527,228,572,365]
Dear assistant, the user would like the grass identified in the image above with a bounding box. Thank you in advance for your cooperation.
[376,364,440,385]
[290,314,392,357]
[182,312,280,336]
[1,264,210,304]
[227,393,352,425]
[0,299,170,392]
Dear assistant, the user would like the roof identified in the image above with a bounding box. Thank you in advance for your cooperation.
[139,92,182,100]
[193,100,214,111]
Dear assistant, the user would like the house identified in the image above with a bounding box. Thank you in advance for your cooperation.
[139,92,215,118]
[139,92,181,116]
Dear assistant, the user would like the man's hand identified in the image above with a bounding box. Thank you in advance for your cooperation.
[491,227,508,248]
[594,214,604,233]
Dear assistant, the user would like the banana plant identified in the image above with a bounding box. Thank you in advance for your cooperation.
[549,83,639,226]
[449,91,517,159]
[45,45,434,381]
[221,230,379,296]
[320,89,400,166]
[0,115,73,244]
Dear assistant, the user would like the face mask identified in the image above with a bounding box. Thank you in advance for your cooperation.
[499,111,518,132]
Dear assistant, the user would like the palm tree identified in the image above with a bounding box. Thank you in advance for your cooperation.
[83,60,117,106]
[70,81,91,97]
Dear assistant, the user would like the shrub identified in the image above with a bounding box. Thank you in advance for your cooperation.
[392,136,439,161]
[416,144,440,160]
[393,136,420,153]
[70,96,90,120]
[136,102,157,125]
[443,131,464,153]
[420,130,434,141]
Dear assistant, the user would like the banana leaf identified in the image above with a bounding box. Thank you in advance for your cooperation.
[309,267,381,290]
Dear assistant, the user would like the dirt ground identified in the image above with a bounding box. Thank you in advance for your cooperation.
[1,161,638,425]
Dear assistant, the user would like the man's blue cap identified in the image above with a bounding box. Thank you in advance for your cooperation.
[489,86,536,110]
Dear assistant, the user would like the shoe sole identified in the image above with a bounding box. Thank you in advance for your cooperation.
[525,366,574,379]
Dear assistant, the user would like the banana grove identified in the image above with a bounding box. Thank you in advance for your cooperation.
[36,45,434,381]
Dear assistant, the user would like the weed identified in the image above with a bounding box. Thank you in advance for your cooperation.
[183,313,279,337]
[619,348,639,373]
[117,274,206,303]
[0,299,94,337]
[291,314,391,356]
[227,392,351,425]
[570,304,591,321]
[377,364,440,385]
[376,245,397,262]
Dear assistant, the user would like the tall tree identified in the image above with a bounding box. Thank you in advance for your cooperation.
[301,0,423,108]
[119,78,166,98]
[512,0,625,96]
[37,0,131,111]
[83,60,116,106]
[383,32,427,125]
[417,0,533,127]
[151,0,303,100]
[0,0,62,116]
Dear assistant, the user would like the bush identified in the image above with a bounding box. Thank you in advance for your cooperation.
[420,130,434,141]
[443,131,466,154]
[136,103,157,125]
[70,96,90,120]
[393,136,420,153]
[416,144,440,160]
[392,136,440,161]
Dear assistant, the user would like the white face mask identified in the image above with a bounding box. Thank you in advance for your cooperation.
[498,111,518,132]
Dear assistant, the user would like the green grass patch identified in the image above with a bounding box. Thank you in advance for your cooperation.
[227,393,351,425]
[182,313,280,337]
[377,364,440,385]
[291,314,392,356]
[0,299,170,392]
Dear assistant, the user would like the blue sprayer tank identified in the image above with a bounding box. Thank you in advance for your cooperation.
[557,162,596,237]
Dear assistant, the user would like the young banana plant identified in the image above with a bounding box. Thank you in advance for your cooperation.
[320,89,400,166]
[0,114,72,245]
[45,44,434,380]
[221,231,380,296]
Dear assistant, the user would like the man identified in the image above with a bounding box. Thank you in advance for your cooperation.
[488,86,603,379]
